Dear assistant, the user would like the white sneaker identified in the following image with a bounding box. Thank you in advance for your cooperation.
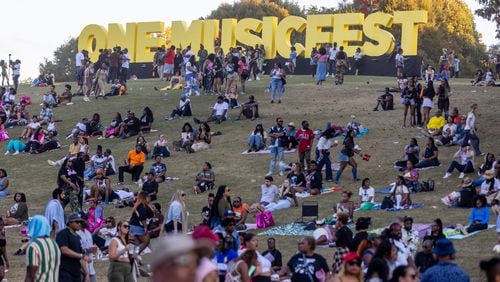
[48,160,56,166]
[67,102,74,105]
[256,76,260,81]
[4,151,9,155]
[247,79,252,82]
[195,91,201,96]
[83,97,90,102]
[459,172,465,179]
[443,172,451,179]
[13,151,19,155]
[279,172,284,177]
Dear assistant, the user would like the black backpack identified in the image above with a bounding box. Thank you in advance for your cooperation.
[381,196,394,209]
[422,178,435,192]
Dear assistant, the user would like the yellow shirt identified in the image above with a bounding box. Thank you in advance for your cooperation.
[128,150,145,166]
[68,143,81,157]
[427,116,445,130]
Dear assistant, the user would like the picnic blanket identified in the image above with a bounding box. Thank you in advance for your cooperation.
[369,223,432,238]
[444,224,496,240]
[241,148,297,155]
[357,202,424,211]
[376,187,416,195]
[320,186,344,194]
[258,222,314,236]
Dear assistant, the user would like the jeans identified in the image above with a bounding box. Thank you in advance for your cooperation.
[120,67,129,82]
[462,130,481,155]
[329,60,336,75]
[414,159,440,169]
[118,165,144,182]
[266,199,291,212]
[318,153,333,180]
[270,78,283,101]
[447,160,474,173]
[268,146,285,174]
[186,73,200,93]
[248,135,265,150]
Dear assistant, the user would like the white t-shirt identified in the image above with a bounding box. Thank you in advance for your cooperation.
[396,54,404,67]
[185,62,193,75]
[359,187,375,202]
[393,239,410,267]
[329,48,337,60]
[75,52,84,67]
[184,50,193,63]
[390,185,409,195]
[316,136,332,150]
[464,112,475,131]
[91,155,108,169]
[213,101,229,116]
[260,184,279,204]
[442,123,457,136]
[480,179,500,195]
[28,122,41,130]
[121,53,131,68]
[2,92,15,104]
[313,228,328,241]
[13,63,20,76]
[76,229,96,276]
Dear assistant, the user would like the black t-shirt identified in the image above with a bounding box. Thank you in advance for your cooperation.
[125,117,141,132]
[142,181,158,195]
[310,171,323,190]
[335,226,353,248]
[349,231,368,252]
[423,146,438,159]
[458,187,475,208]
[341,137,355,157]
[56,228,83,274]
[57,168,78,188]
[129,204,153,227]
[415,252,437,273]
[201,206,211,225]
[262,249,283,268]
[287,172,306,187]
[287,253,329,282]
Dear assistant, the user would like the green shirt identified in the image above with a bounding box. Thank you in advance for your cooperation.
[26,237,61,282]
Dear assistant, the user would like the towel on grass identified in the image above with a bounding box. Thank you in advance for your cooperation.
[241,148,297,155]
[258,222,314,236]
[357,202,424,211]
[444,224,496,240]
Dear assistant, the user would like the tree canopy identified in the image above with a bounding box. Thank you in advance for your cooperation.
[39,37,77,83]
[474,0,500,39]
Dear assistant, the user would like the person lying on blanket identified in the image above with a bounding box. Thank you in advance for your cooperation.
[313,218,334,246]
[441,177,477,208]
[456,195,490,235]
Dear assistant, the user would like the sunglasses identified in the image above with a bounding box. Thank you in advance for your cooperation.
[181,194,186,197]
[122,225,130,229]
[347,260,361,266]
[233,200,240,203]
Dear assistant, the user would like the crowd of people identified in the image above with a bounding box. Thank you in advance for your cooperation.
[0,41,498,282]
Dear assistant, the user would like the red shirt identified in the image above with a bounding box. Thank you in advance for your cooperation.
[163,50,175,64]
[295,128,315,153]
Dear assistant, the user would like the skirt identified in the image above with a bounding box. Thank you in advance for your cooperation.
[422,97,433,108]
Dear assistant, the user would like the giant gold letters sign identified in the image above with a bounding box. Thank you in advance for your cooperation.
[78,11,427,63]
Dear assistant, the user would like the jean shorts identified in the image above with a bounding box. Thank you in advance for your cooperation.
[339,152,350,162]
[129,224,145,236]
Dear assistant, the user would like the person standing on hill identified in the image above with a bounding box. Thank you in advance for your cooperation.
[295,120,315,171]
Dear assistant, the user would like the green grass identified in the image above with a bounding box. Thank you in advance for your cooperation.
[1,75,498,281]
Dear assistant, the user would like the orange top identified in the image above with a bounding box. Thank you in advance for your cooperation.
[128,149,145,166]
[232,203,249,219]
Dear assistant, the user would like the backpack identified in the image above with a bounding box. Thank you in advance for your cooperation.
[226,63,235,74]
[381,196,394,210]
[225,260,243,282]
[422,178,435,192]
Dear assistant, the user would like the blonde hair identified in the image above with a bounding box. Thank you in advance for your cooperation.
[337,263,364,282]
[168,189,188,233]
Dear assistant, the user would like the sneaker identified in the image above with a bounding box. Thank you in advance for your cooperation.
[443,172,451,179]
[256,76,260,81]
[4,151,8,156]
[116,182,124,186]
[265,172,273,177]
[195,91,201,96]
[279,172,284,177]
[47,160,57,166]
[67,102,74,105]
[435,139,443,146]
[13,151,19,155]
[458,172,465,179]
[247,79,252,82]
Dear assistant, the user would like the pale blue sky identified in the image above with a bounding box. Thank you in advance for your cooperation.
[1,0,496,78]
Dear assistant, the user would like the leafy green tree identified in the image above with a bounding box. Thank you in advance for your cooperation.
[474,0,500,39]
[39,38,78,82]
[206,0,289,20]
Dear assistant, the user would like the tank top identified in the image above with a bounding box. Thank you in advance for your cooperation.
[111,237,130,260]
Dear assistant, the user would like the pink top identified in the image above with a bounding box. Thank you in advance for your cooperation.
[195,257,217,282]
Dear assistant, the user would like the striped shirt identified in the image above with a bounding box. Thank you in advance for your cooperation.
[26,237,61,282]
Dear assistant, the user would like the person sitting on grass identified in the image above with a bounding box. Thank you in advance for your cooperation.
[117,144,145,185]
[457,195,490,235]
[103,112,122,138]
[89,169,112,204]
[192,122,212,152]
[286,162,306,192]
[150,155,167,183]
[84,145,108,180]
[265,178,297,212]
[436,117,457,146]
[20,116,41,139]
[117,111,141,139]
[373,88,394,111]
[313,218,335,246]
[479,170,500,204]
[173,122,195,153]
[237,95,259,120]
[421,110,446,137]
[86,113,104,136]
[335,191,355,221]
[402,161,421,192]
[247,123,267,153]
[4,192,28,225]
[394,138,420,169]
[151,134,170,158]
[141,172,159,201]
[441,177,477,208]
[250,176,279,212]
[194,162,215,194]
[359,178,375,205]
[136,135,151,159]
[165,94,191,121]
[414,137,440,169]
[389,176,411,209]
[231,196,250,227]
[302,160,323,195]
[194,95,228,125]
[139,106,154,133]
[57,84,73,105]
[86,198,104,233]
[92,216,116,251]
[443,145,475,179]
